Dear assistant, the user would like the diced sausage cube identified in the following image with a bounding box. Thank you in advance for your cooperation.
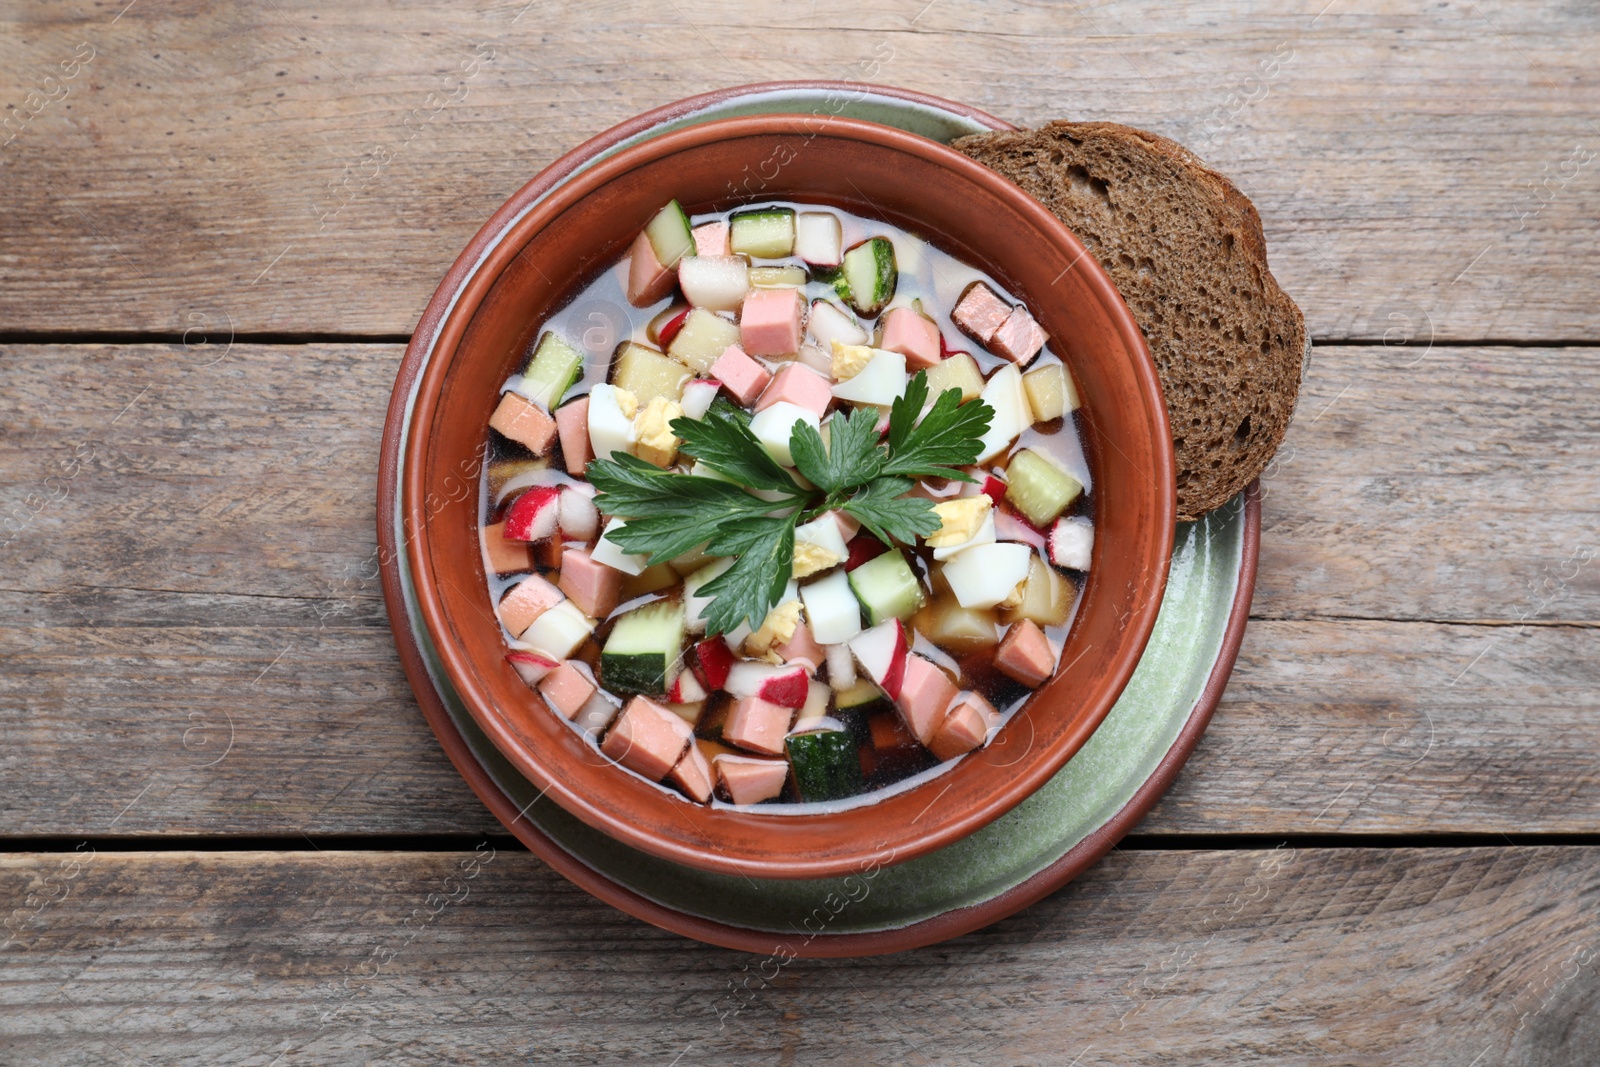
[952,282,1012,344]
[668,743,715,803]
[990,306,1047,366]
[995,619,1056,687]
[483,520,535,575]
[498,574,564,637]
[489,392,558,455]
[776,622,824,673]
[556,546,622,620]
[538,660,597,720]
[722,695,795,756]
[602,696,694,781]
[555,396,593,477]
[739,287,805,357]
[713,754,790,804]
[893,654,959,746]
[879,306,943,370]
[708,343,773,407]
[754,362,832,419]
[928,692,1000,761]
[692,221,730,257]
[627,231,676,307]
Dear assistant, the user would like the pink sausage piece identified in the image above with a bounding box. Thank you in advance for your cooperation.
[894,654,959,747]
[602,696,694,781]
[627,231,676,307]
[488,392,558,455]
[713,754,790,805]
[693,221,730,257]
[952,281,1012,345]
[498,574,564,637]
[928,692,1000,761]
[722,696,795,756]
[989,305,1048,366]
[483,520,535,575]
[538,661,597,720]
[554,396,593,478]
[754,362,832,419]
[740,287,805,357]
[669,743,715,803]
[775,622,825,673]
[557,546,622,620]
[995,619,1057,688]
[708,344,773,408]
[879,306,943,370]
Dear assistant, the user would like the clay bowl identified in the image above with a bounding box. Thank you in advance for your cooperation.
[401,114,1175,880]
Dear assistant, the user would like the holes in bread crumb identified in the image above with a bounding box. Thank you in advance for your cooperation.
[1223,233,1235,256]
[1232,416,1251,447]
[1067,165,1113,208]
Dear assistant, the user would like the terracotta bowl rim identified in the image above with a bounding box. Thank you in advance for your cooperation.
[400,112,1176,879]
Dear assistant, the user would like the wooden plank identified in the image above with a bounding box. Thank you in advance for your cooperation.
[2,847,1596,1064]
[4,342,1593,620]
[0,1,1597,340]
[0,343,1595,835]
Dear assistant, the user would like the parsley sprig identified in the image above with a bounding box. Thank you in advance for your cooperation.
[589,372,993,636]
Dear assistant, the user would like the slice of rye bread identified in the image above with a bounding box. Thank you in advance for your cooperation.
[951,121,1307,521]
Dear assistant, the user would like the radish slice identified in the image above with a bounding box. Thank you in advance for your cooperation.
[824,641,856,690]
[995,509,1048,551]
[557,486,600,542]
[693,636,735,691]
[679,378,721,420]
[668,669,709,704]
[503,486,561,542]
[808,300,867,349]
[725,662,810,709]
[679,255,750,312]
[505,650,558,689]
[848,619,908,700]
[1049,516,1095,571]
[649,304,691,347]
[493,466,567,507]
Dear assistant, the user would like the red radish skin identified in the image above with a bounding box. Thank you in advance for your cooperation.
[668,670,708,705]
[980,475,1009,502]
[694,637,735,691]
[657,307,691,348]
[844,534,887,572]
[848,619,909,701]
[725,662,810,709]
[503,486,561,542]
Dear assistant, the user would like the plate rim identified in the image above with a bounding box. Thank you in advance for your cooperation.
[377,80,1259,956]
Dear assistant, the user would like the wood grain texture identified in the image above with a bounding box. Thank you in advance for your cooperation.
[0,343,1595,836]
[0,1,1596,340]
[2,847,1598,1065]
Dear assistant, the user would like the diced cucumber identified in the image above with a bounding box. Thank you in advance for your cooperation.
[785,729,864,802]
[1005,449,1083,527]
[834,679,889,717]
[515,332,584,411]
[831,237,898,317]
[644,199,695,269]
[847,550,925,626]
[729,207,796,258]
[600,599,686,695]
[748,265,808,288]
[612,342,689,404]
[667,308,742,373]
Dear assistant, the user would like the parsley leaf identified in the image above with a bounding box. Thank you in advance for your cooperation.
[695,514,799,635]
[673,398,803,493]
[788,404,882,494]
[881,371,994,481]
[588,454,783,564]
[840,477,941,546]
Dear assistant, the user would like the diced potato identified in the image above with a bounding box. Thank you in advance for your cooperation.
[1000,555,1075,628]
[667,308,742,373]
[1023,362,1078,422]
[924,351,986,403]
[913,595,1000,654]
[613,342,690,404]
[619,563,679,600]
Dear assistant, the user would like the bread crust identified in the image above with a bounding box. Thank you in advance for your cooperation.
[952,121,1306,521]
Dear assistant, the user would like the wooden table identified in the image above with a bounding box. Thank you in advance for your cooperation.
[3,2,1596,1063]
